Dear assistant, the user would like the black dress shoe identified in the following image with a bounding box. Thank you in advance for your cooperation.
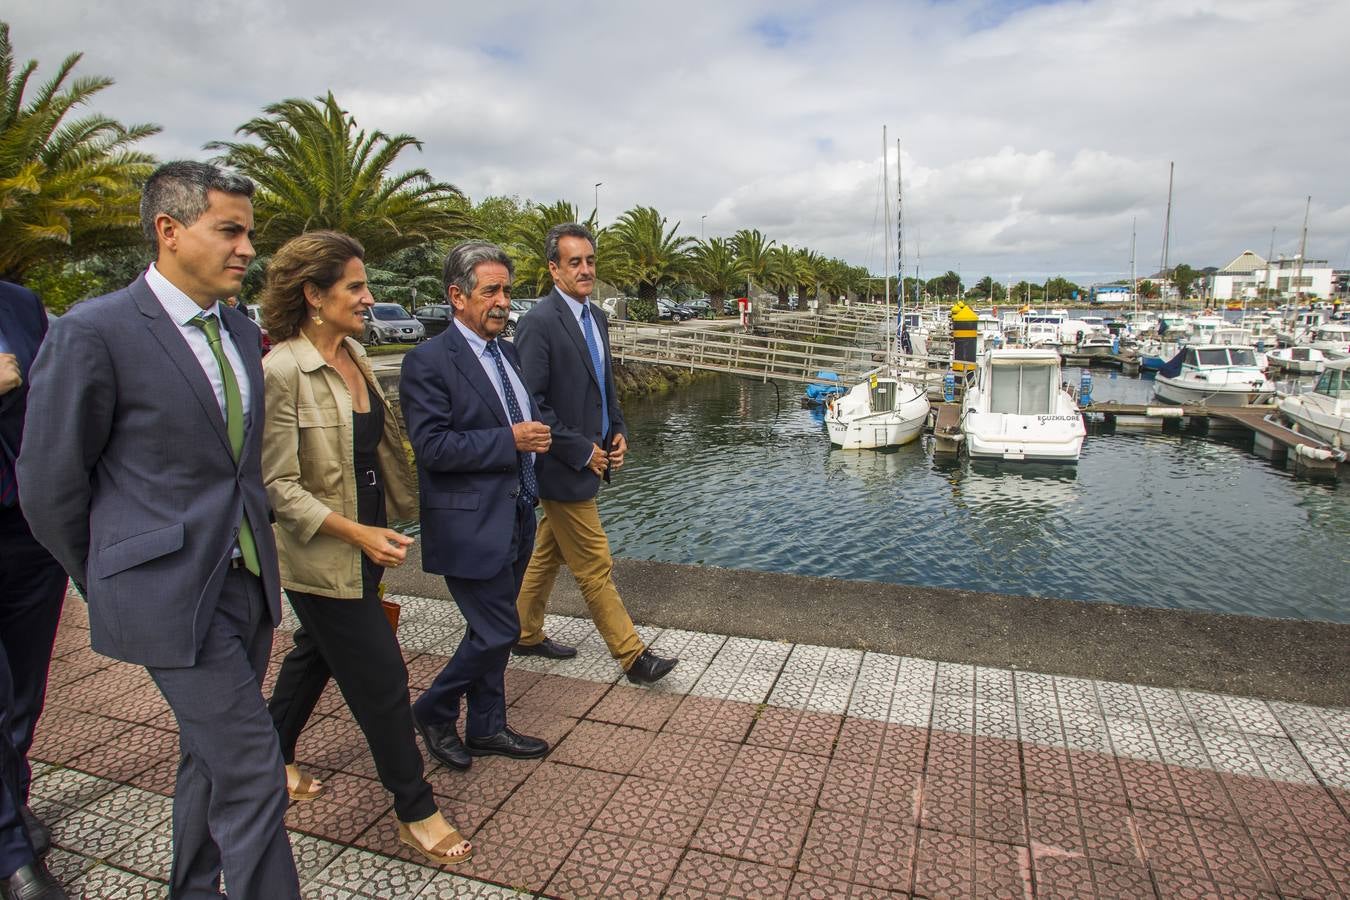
[625,649,678,685]
[511,637,577,659]
[464,726,549,759]
[2,860,68,899]
[412,710,471,771]
[20,807,49,858]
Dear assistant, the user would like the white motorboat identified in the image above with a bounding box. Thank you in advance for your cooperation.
[1267,346,1327,376]
[1075,333,1116,357]
[1309,323,1350,359]
[1153,344,1275,407]
[1276,358,1350,449]
[826,370,931,450]
[960,348,1085,462]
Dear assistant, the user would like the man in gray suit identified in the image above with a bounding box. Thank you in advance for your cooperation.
[19,161,299,900]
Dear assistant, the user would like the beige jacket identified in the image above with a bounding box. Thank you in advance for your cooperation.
[262,334,417,598]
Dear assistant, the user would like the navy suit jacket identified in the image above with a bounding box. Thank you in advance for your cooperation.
[400,323,537,581]
[0,282,47,483]
[514,288,627,502]
[17,275,281,668]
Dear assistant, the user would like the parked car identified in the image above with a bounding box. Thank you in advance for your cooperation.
[506,298,538,337]
[657,299,696,323]
[362,303,425,344]
[413,303,453,337]
[685,298,714,319]
[242,303,272,353]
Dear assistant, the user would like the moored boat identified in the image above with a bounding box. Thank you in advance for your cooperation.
[1153,344,1274,407]
[960,348,1085,462]
[1276,358,1350,449]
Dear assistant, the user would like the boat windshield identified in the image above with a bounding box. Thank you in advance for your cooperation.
[1314,368,1347,398]
[989,363,1055,415]
[1228,348,1257,366]
[1196,349,1230,366]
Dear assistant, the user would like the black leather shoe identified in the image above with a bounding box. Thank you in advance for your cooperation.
[625,649,678,685]
[20,806,49,858]
[464,726,549,759]
[412,710,471,771]
[511,637,577,659]
[2,860,68,899]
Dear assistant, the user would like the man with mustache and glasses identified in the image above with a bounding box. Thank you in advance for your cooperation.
[511,224,677,685]
[399,241,552,771]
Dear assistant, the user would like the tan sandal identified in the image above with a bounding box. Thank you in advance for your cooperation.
[286,771,325,802]
[398,822,473,866]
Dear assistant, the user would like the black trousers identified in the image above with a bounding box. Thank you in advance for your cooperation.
[0,504,66,879]
[267,575,435,824]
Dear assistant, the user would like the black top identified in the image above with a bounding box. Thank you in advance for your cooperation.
[353,383,386,529]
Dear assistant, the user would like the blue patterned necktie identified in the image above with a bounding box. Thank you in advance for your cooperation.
[580,305,610,439]
[485,340,538,502]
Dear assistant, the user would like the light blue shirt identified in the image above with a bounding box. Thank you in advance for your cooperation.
[453,318,537,465]
[557,289,608,366]
[0,320,10,356]
[145,263,251,428]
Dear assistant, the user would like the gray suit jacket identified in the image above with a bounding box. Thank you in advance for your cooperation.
[18,274,281,668]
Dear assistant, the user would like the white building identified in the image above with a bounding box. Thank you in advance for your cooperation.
[1254,256,1334,299]
[1207,250,1266,301]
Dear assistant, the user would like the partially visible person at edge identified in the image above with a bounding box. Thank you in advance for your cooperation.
[258,231,471,866]
[18,160,300,899]
[511,224,678,684]
[399,240,552,773]
[0,281,70,900]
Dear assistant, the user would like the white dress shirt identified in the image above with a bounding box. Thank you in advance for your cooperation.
[145,263,251,427]
[453,318,537,465]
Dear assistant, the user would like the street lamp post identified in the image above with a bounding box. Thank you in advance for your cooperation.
[594,182,602,231]
[701,214,707,242]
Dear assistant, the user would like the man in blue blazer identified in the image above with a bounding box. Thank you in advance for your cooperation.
[19,162,299,900]
[0,282,70,900]
[512,224,677,684]
[400,241,552,771]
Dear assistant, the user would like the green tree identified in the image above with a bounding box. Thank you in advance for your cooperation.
[206,92,466,261]
[793,248,825,310]
[766,245,798,308]
[604,206,694,311]
[1137,278,1157,299]
[468,194,527,247]
[927,270,961,301]
[1171,263,1197,299]
[0,22,159,283]
[731,228,775,301]
[689,237,745,315]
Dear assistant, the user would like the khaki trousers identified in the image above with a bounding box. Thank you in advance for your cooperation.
[516,497,645,669]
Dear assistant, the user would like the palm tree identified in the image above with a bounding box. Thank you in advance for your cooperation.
[766,245,798,308]
[689,237,745,314]
[794,248,826,310]
[0,23,159,283]
[605,206,694,304]
[731,228,775,303]
[507,200,597,297]
[206,92,466,261]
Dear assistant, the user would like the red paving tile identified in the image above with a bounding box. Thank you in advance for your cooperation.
[30,615,1350,900]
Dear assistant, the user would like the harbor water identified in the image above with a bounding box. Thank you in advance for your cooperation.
[597,370,1349,624]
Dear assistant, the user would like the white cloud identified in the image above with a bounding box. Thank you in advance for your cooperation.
[7,0,1348,283]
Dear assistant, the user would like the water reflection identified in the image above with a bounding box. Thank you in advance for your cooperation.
[603,375,1347,623]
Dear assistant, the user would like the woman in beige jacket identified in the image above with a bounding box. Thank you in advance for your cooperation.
[260,231,469,866]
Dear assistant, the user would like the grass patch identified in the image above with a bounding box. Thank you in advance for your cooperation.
[365,342,418,356]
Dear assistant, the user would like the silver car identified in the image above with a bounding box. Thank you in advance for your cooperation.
[362,303,425,344]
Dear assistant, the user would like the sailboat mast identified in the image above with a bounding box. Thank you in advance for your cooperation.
[1130,217,1138,316]
[882,126,891,362]
[896,138,905,339]
[1161,161,1173,305]
[1295,195,1310,302]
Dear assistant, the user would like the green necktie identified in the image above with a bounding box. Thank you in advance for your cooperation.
[188,313,260,576]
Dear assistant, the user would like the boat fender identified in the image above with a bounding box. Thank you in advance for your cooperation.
[1295,444,1345,463]
[1145,406,1184,419]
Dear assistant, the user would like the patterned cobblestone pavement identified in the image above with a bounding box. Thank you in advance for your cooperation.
[30,592,1350,898]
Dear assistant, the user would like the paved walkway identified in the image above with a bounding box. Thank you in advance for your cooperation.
[31,591,1350,898]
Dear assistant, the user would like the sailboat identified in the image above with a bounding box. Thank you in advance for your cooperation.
[826,130,931,450]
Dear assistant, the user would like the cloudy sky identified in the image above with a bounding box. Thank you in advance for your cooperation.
[10,0,1349,284]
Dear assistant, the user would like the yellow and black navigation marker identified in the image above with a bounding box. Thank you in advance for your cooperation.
[951,300,978,375]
